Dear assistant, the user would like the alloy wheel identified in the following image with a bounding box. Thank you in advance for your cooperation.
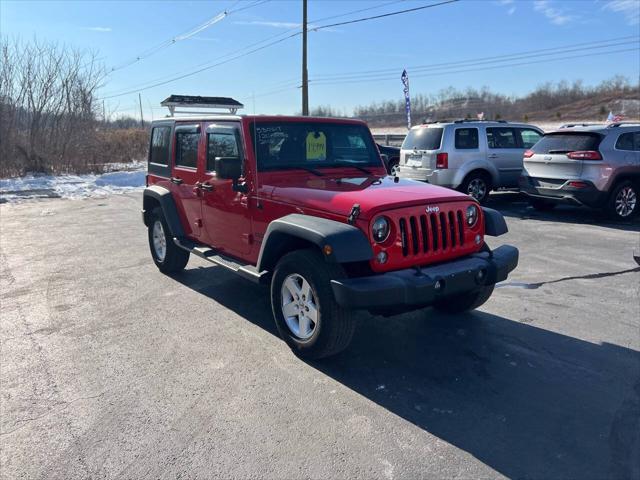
[615,185,637,218]
[467,178,487,202]
[152,220,167,261]
[280,273,319,340]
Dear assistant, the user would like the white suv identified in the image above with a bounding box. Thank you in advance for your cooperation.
[397,120,543,203]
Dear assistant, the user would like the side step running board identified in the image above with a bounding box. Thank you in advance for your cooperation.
[173,237,268,284]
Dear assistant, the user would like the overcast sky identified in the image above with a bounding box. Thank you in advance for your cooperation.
[2,0,639,119]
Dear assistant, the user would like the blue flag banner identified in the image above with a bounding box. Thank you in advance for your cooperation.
[401,69,411,130]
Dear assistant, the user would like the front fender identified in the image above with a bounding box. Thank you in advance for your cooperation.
[257,214,373,272]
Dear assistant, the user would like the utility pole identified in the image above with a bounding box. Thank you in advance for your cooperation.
[301,0,309,116]
[138,93,144,128]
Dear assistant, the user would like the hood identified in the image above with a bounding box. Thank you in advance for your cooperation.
[258,171,471,219]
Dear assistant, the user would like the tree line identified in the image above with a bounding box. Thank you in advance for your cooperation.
[0,38,147,177]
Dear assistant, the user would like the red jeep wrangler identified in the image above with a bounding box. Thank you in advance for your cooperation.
[142,96,518,359]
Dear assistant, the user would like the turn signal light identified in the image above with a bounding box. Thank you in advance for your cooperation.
[523,149,534,158]
[436,153,448,169]
[567,150,602,160]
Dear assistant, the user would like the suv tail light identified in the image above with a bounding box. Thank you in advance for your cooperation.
[523,149,534,158]
[567,150,602,160]
[436,152,448,169]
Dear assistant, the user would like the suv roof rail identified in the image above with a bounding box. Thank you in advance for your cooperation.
[452,119,507,124]
[161,95,244,116]
[606,121,640,128]
[558,123,600,129]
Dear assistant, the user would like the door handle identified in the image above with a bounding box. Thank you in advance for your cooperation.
[200,182,214,192]
[170,176,183,185]
[488,154,498,159]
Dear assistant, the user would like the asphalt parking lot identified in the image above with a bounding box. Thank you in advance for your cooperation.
[1,192,639,479]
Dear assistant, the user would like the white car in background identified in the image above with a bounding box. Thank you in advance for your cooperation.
[397,120,543,203]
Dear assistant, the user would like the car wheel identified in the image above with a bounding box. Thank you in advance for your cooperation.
[271,249,356,359]
[148,207,189,274]
[433,285,495,314]
[461,172,491,204]
[607,181,638,220]
[389,160,400,176]
[530,198,557,211]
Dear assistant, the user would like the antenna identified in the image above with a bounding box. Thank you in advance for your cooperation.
[252,91,262,209]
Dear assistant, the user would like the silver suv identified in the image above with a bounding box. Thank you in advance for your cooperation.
[519,123,640,220]
[397,120,543,203]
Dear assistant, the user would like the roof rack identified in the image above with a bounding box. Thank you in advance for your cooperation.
[161,95,244,116]
[559,123,599,129]
[606,122,640,128]
[453,119,507,124]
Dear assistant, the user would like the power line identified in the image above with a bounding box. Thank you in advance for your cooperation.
[99,0,457,100]
[107,0,270,74]
[310,35,640,81]
[309,47,640,86]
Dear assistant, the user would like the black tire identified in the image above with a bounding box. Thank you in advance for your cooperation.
[271,249,356,359]
[530,198,557,211]
[460,171,491,204]
[148,207,189,274]
[606,180,639,221]
[433,285,495,314]
[389,159,400,176]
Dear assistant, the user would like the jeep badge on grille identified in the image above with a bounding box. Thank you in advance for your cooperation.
[426,205,440,213]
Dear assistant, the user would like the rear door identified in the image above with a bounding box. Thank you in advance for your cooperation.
[400,126,444,169]
[170,123,204,238]
[526,132,603,179]
[485,127,524,187]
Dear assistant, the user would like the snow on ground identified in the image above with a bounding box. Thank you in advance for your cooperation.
[0,161,146,203]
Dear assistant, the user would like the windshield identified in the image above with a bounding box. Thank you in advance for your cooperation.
[401,127,443,150]
[252,122,382,172]
[532,132,602,154]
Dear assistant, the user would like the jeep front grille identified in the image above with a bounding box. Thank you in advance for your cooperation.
[397,210,465,257]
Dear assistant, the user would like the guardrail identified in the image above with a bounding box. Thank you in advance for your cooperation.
[372,133,406,146]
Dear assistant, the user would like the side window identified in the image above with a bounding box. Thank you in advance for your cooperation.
[454,128,479,149]
[519,129,542,149]
[487,127,518,149]
[175,132,200,169]
[150,126,171,165]
[615,132,640,151]
[207,130,240,171]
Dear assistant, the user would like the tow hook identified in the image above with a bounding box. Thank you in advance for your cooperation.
[348,204,361,225]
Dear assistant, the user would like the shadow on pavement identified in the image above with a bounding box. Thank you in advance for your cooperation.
[175,265,640,480]
[486,192,640,232]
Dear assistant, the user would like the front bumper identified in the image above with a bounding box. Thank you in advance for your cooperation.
[331,245,518,309]
[519,176,607,207]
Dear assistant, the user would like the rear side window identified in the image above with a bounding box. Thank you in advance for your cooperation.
[207,130,240,171]
[454,128,479,149]
[486,128,518,149]
[615,132,640,151]
[519,129,542,149]
[150,126,171,165]
[532,133,602,154]
[175,132,200,169]
[401,127,443,150]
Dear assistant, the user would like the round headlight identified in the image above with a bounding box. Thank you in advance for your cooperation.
[372,216,390,243]
[466,204,479,227]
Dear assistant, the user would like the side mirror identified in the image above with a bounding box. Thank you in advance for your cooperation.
[215,156,242,180]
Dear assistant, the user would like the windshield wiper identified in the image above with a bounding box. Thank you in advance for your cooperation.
[324,162,372,175]
[262,165,324,176]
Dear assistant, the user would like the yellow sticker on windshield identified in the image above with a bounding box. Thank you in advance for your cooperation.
[306,132,327,161]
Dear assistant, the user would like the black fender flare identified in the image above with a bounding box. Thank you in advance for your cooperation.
[482,207,508,236]
[257,214,373,272]
[142,185,185,238]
